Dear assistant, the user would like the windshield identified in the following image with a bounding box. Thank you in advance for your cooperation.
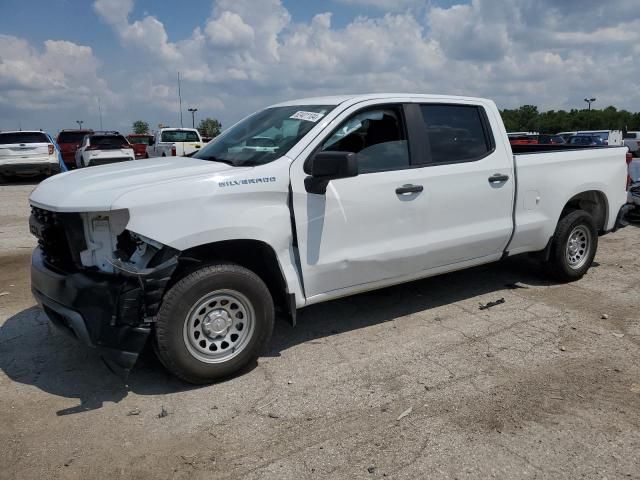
[161,130,200,142]
[57,131,91,143]
[192,105,335,167]
[0,132,50,144]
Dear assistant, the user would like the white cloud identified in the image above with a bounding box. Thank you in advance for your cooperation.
[0,35,117,112]
[5,0,640,133]
[205,11,255,48]
[334,0,424,10]
[94,0,180,61]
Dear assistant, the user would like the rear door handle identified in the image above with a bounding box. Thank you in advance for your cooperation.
[396,184,424,195]
[488,173,509,184]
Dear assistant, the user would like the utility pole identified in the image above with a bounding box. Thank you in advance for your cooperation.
[188,108,198,128]
[584,97,596,111]
[178,72,184,128]
[76,120,84,129]
[98,97,103,130]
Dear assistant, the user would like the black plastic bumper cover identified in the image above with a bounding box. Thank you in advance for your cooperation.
[31,248,154,375]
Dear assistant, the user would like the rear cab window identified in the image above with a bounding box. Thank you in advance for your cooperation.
[127,136,151,145]
[57,131,91,143]
[417,104,494,164]
[161,130,200,142]
[0,132,50,144]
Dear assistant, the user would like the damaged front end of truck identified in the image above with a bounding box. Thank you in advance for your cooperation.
[29,206,179,377]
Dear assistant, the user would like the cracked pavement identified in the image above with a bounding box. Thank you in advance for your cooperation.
[1,181,639,479]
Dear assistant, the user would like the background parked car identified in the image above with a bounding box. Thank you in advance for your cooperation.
[623,131,640,157]
[146,128,203,157]
[567,135,605,146]
[126,134,154,159]
[537,134,566,144]
[558,130,623,145]
[75,131,135,168]
[508,133,538,145]
[56,129,93,170]
[0,130,61,179]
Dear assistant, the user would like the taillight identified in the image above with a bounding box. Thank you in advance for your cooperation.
[171,146,176,156]
[48,144,54,155]
[626,151,633,190]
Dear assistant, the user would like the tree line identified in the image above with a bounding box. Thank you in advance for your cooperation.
[132,118,222,138]
[500,105,640,133]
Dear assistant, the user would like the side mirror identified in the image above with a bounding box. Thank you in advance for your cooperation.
[148,137,155,146]
[303,151,358,194]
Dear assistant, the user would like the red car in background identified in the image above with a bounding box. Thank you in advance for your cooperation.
[126,134,154,159]
[56,129,93,169]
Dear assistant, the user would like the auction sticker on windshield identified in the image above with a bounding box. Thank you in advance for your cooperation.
[290,111,325,122]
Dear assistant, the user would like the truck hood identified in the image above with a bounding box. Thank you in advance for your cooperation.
[30,157,249,212]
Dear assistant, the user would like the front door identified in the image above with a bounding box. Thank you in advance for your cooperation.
[290,101,434,298]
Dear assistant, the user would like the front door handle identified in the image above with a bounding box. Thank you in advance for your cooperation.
[396,184,424,195]
[488,173,509,184]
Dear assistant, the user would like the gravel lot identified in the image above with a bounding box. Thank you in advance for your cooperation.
[1,180,638,479]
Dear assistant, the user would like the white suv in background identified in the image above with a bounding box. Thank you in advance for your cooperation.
[75,132,135,168]
[0,130,61,178]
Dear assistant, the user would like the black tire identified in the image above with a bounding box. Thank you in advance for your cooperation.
[161,153,166,157]
[545,210,598,281]
[154,263,274,384]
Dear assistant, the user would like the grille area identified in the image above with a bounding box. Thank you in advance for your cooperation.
[30,207,84,271]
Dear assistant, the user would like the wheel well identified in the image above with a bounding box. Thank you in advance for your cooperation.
[560,191,608,232]
[172,240,289,313]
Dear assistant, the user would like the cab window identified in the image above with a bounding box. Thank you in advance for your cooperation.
[419,105,493,164]
[322,106,409,173]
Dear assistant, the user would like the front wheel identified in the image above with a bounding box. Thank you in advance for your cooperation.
[545,210,598,281]
[154,263,274,384]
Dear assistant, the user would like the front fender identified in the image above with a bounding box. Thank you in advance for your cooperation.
[112,159,305,306]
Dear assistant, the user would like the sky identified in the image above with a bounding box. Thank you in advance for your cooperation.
[1,0,639,135]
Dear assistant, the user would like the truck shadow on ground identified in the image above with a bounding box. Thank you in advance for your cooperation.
[0,255,558,415]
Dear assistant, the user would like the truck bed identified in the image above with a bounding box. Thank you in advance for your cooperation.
[511,144,619,154]
[507,144,629,257]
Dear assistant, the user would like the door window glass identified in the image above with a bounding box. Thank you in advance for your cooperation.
[322,107,409,173]
[419,105,491,163]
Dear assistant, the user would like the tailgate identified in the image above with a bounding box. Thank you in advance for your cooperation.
[179,142,202,154]
[0,143,50,159]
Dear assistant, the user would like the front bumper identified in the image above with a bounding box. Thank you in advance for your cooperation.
[31,247,152,374]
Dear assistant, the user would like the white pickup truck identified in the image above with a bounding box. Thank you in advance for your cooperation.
[29,94,632,383]
[145,128,203,158]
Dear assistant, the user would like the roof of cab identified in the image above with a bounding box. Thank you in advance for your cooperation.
[269,93,491,108]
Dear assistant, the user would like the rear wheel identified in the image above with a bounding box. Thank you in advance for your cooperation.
[154,263,274,384]
[545,210,598,281]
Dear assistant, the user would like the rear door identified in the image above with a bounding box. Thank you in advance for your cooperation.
[406,102,514,266]
[0,132,51,161]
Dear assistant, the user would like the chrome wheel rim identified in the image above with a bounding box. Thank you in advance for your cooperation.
[565,225,591,269]
[183,289,255,363]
